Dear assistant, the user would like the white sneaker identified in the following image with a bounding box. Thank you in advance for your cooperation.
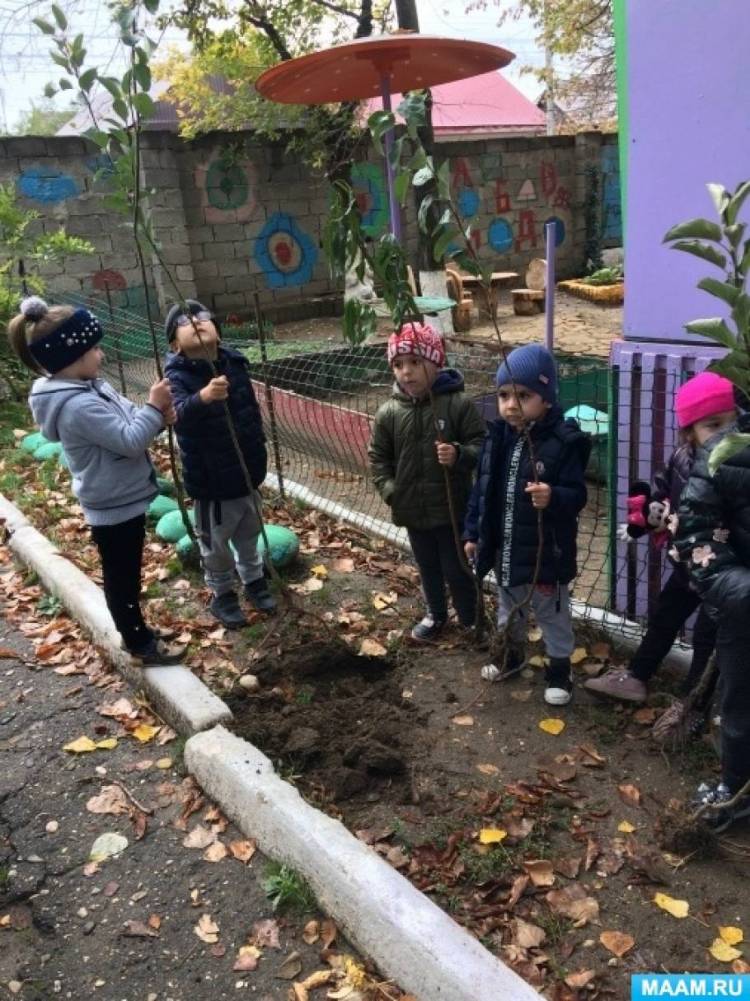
[544,685,573,706]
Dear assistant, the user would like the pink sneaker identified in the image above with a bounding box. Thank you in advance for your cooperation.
[583,668,647,704]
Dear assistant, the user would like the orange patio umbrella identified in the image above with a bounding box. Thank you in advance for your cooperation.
[256,34,514,238]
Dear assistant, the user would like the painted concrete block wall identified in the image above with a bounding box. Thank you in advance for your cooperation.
[624,0,750,343]
[1,130,619,324]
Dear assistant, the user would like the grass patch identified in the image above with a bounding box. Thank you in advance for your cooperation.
[262,862,316,914]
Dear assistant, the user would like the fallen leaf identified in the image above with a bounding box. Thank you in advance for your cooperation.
[570,647,588,665]
[98,698,136,719]
[132,724,160,744]
[63,735,97,753]
[123,920,159,938]
[320,918,337,950]
[358,638,387,657]
[276,951,302,980]
[451,714,474,726]
[300,970,332,990]
[633,706,658,724]
[332,558,355,573]
[476,763,500,776]
[719,926,744,946]
[591,642,610,659]
[148,914,162,930]
[8,982,22,995]
[203,841,228,862]
[182,825,216,850]
[654,893,690,919]
[539,718,566,735]
[523,859,555,886]
[102,881,119,897]
[578,744,606,766]
[527,626,543,643]
[528,654,546,668]
[229,839,257,863]
[302,920,319,944]
[297,577,324,593]
[710,938,743,962]
[233,944,262,971]
[547,884,600,926]
[565,970,596,989]
[732,959,750,974]
[194,913,220,944]
[251,918,281,949]
[479,828,507,844]
[310,564,328,579]
[89,832,128,862]
[618,783,642,808]
[510,689,533,702]
[371,590,397,610]
[617,820,636,834]
[156,757,173,770]
[210,943,226,958]
[513,917,546,949]
[600,930,635,957]
[87,785,129,816]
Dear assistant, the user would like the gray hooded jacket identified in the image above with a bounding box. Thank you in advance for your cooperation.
[29,377,163,526]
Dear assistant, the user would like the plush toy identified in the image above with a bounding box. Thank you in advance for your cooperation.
[618,480,671,547]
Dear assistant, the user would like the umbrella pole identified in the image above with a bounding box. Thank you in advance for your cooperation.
[545,220,556,352]
[380,75,402,240]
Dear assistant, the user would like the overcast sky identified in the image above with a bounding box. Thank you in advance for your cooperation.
[0,0,543,133]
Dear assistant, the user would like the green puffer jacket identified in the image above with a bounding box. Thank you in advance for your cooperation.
[368,369,487,530]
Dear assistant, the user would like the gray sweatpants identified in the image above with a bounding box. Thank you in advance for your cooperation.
[497,583,575,659]
[194,494,264,597]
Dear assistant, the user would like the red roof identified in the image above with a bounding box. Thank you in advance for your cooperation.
[367,70,545,136]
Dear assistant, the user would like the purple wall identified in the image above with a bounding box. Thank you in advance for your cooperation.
[625,0,750,343]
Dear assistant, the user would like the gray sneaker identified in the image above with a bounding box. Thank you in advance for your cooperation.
[584,668,647,704]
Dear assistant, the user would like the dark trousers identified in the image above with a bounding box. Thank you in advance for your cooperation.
[629,572,717,703]
[715,619,750,793]
[91,514,154,655]
[407,524,477,626]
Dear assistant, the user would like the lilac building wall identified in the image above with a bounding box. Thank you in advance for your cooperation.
[624,0,750,343]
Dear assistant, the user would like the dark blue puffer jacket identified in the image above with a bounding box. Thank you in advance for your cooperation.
[165,346,267,500]
[463,406,590,586]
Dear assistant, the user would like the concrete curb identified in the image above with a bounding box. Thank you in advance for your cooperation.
[0,493,231,735]
[185,725,540,1001]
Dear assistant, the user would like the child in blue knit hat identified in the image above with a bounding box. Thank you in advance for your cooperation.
[463,344,591,705]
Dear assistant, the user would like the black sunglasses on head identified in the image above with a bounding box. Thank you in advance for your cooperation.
[175,309,213,327]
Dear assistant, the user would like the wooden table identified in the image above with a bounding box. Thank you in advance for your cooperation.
[454,270,519,318]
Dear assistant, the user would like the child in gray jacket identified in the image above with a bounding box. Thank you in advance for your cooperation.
[8,296,179,664]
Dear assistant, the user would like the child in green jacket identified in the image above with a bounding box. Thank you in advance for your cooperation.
[369,322,486,641]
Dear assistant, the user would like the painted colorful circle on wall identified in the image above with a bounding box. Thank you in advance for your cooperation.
[255,213,318,288]
[488,217,513,253]
[544,215,566,247]
[457,187,480,219]
[350,163,388,237]
[206,160,250,211]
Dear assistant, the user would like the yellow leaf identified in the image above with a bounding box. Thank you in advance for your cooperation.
[358,638,387,657]
[156,757,173,770]
[96,737,118,750]
[310,564,328,579]
[63,736,97,753]
[710,937,743,962]
[654,892,689,919]
[479,828,507,844]
[570,647,588,665]
[476,763,500,776]
[719,926,744,946]
[539,718,566,735]
[617,820,636,833]
[372,590,397,610]
[528,655,546,668]
[132,724,160,744]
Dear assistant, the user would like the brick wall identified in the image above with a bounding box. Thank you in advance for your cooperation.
[0,130,620,324]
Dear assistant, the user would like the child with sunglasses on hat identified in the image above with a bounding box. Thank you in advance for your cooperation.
[9,296,181,665]
[164,300,274,628]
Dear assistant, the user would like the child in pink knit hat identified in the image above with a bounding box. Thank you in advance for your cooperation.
[586,371,737,740]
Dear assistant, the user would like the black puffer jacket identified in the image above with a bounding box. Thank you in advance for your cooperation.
[165,346,267,500]
[675,414,750,618]
[463,406,591,586]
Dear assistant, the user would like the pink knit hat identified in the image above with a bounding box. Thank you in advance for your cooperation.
[676,372,735,429]
[387,322,445,367]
